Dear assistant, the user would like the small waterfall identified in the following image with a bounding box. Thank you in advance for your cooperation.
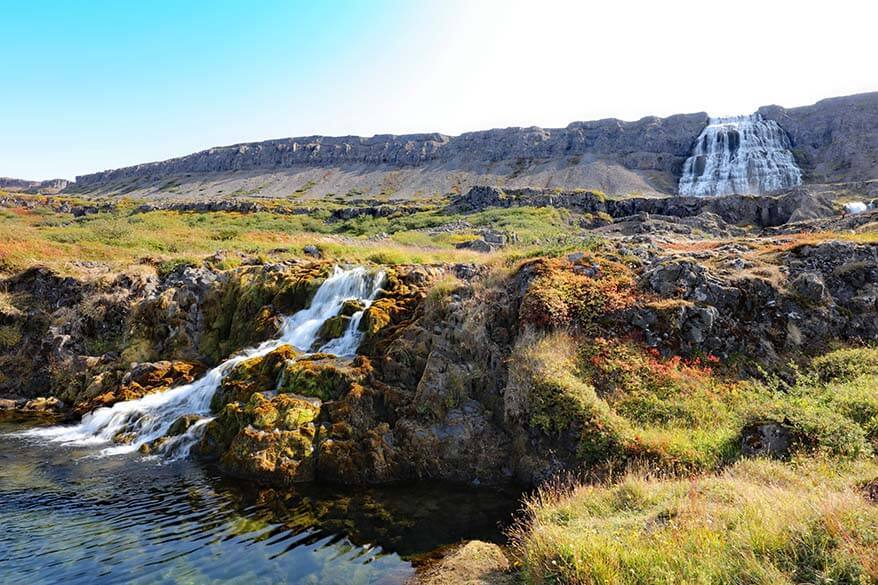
[18,266,385,457]
[678,114,802,197]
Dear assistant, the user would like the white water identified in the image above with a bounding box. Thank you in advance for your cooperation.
[844,201,870,214]
[678,114,802,197]
[17,266,385,457]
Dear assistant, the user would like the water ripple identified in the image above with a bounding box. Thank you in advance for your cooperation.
[0,422,517,585]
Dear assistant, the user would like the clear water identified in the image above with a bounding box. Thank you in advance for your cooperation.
[0,420,518,585]
[678,114,802,196]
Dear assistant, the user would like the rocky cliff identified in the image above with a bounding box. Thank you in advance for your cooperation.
[3,233,876,486]
[759,92,878,187]
[70,113,707,198]
[62,92,878,200]
[0,177,70,194]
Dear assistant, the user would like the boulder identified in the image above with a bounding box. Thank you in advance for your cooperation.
[791,272,829,304]
[218,393,322,484]
[741,422,793,458]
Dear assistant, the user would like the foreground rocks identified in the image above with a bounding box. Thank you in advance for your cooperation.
[1,234,876,488]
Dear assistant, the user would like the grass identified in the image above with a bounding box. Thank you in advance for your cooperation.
[513,457,878,584]
[0,205,490,275]
[508,342,878,583]
[0,197,600,277]
[0,324,22,348]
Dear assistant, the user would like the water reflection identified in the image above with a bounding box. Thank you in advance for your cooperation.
[0,422,518,585]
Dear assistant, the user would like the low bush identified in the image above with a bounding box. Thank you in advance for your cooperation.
[812,347,878,382]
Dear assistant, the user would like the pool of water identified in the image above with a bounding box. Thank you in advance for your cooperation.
[0,421,518,585]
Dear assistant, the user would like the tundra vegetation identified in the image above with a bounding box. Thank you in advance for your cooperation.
[1,190,877,584]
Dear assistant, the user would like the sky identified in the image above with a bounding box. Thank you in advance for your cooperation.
[3,0,877,180]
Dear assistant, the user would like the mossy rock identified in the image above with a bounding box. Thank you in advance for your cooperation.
[277,355,365,401]
[248,392,321,430]
[167,414,202,436]
[741,400,869,459]
[138,414,204,455]
[359,298,401,337]
[340,299,365,317]
[220,424,317,484]
[205,392,322,484]
[313,314,351,348]
[199,264,329,363]
[196,401,253,458]
[210,345,299,412]
[198,391,322,462]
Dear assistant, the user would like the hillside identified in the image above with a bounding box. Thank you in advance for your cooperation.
[61,92,878,200]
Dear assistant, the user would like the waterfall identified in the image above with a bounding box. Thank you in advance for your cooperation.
[678,114,802,197]
[17,266,385,458]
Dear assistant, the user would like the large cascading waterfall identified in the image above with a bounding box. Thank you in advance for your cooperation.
[678,114,802,196]
[17,266,385,458]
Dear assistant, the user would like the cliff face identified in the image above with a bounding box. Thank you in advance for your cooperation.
[71,114,708,198]
[75,114,707,183]
[759,92,878,185]
[63,92,878,199]
[0,177,70,194]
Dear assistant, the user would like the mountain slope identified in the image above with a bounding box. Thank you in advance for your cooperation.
[65,92,878,200]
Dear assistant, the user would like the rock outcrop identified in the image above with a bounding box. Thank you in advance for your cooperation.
[2,236,875,488]
[759,92,878,187]
[0,177,70,194]
[72,113,706,199]
[450,185,837,227]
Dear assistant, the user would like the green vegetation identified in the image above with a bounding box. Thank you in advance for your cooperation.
[0,195,605,276]
[511,343,878,583]
[514,457,878,584]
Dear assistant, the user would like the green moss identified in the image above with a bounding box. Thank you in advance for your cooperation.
[199,265,327,362]
[0,325,22,349]
[277,355,361,401]
[359,298,396,337]
[314,314,350,347]
[509,332,631,463]
[248,392,320,429]
[119,337,157,364]
[197,401,252,457]
[210,344,298,412]
[339,299,365,316]
[743,398,869,458]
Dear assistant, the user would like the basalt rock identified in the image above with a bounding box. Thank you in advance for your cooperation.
[741,422,794,459]
[632,240,878,359]
[450,186,837,228]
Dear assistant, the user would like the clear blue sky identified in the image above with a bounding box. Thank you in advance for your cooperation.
[3,0,876,180]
